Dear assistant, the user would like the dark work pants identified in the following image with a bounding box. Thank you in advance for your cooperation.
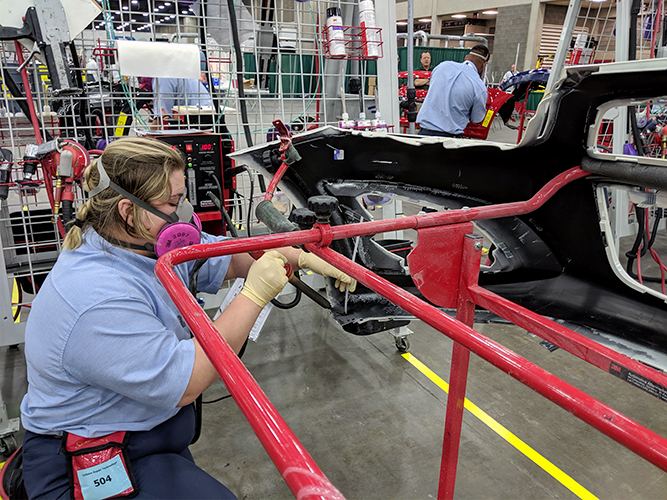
[418,127,463,138]
[22,405,236,499]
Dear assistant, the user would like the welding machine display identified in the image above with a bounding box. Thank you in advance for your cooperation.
[156,133,233,236]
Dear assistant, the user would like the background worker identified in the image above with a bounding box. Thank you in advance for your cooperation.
[19,137,356,500]
[151,52,213,129]
[501,63,517,84]
[416,44,489,138]
[414,51,432,89]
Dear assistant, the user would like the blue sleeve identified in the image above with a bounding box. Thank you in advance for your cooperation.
[154,78,177,117]
[174,232,232,294]
[63,298,195,410]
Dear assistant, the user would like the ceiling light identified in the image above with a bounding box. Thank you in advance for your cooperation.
[143,12,148,16]
[182,9,188,13]
[131,0,138,3]
[482,10,498,15]
[396,21,408,25]
[122,5,128,10]
[164,2,172,5]
[452,14,467,19]
[418,18,431,23]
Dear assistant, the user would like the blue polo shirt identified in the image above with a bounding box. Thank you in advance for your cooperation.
[416,60,488,135]
[20,230,231,437]
[153,77,212,118]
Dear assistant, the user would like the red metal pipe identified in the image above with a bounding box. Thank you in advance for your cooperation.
[468,284,667,393]
[155,251,343,500]
[439,234,482,500]
[304,244,667,472]
[321,167,591,243]
[162,167,590,269]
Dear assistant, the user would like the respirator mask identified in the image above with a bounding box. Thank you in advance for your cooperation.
[88,158,201,257]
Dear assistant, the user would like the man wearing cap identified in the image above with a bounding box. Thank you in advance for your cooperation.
[416,44,489,138]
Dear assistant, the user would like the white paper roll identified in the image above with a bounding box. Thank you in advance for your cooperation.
[117,40,200,79]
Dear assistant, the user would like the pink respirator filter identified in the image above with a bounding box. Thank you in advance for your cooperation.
[154,213,202,257]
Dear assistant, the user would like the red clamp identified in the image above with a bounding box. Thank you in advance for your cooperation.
[272,119,293,157]
[313,222,334,248]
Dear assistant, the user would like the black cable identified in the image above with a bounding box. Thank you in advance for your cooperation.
[271,270,302,309]
[626,206,665,282]
[246,168,254,237]
[226,0,253,149]
[629,0,645,156]
[68,42,94,149]
[203,394,233,404]
[204,171,239,237]
[224,0,266,192]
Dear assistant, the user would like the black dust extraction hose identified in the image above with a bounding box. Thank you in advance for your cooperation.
[68,41,94,150]
[626,206,665,282]
[1,68,54,142]
[223,0,266,195]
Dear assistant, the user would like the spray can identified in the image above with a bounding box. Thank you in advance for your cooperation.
[326,7,346,58]
[339,87,356,129]
[371,111,388,132]
[356,112,372,130]
[359,0,380,58]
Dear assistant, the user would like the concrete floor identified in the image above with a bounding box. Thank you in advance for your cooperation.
[3,123,667,498]
[186,302,667,500]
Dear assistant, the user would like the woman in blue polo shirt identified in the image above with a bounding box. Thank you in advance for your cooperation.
[19,137,356,499]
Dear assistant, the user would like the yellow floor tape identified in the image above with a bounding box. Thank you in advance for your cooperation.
[402,353,598,500]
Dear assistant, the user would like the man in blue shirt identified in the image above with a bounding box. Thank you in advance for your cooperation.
[416,44,489,138]
[152,77,212,127]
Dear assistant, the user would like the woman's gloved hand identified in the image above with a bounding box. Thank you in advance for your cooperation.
[298,251,357,293]
[241,251,290,308]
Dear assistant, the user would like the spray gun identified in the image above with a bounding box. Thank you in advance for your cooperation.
[0,148,14,200]
[338,87,355,129]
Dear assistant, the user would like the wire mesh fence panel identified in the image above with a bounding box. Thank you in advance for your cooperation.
[1,0,388,340]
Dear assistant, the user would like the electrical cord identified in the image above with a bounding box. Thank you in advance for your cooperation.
[626,206,665,283]
[203,394,233,404]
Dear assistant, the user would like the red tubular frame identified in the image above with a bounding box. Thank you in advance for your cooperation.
[155,166,667,499]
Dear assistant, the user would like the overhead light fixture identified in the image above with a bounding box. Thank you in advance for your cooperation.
[452,14,467,19]
[396,21,408,25]
[182,9,188,13]
[164,2,172,5]
[418,18,432,23]
[482,10,498,15]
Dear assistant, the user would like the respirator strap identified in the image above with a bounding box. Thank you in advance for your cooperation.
[88,158,177,224]
[102,234,156,255]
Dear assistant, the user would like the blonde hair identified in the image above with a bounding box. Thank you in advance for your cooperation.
[64,137,185,250]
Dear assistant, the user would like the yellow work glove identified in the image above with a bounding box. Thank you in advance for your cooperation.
[298,251,357,293]
[240,251,290,308]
